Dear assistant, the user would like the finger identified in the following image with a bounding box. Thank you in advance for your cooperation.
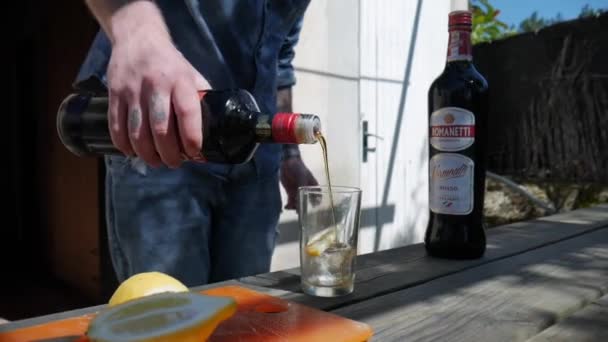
[147,91,181,168]
[286,186,297,210]
[108,90,134,156]
[127,97,162,168]
[172,78,203,158]
[189,64,211,90]
[285,199,296,210]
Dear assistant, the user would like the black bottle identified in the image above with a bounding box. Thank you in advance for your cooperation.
[57,89,321,164]
[424,10,489,259]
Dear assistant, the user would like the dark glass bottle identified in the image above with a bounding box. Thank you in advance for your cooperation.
[57,89,320,164]
[424,10,489,259]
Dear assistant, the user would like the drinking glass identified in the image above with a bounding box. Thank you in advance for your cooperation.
[298,186,362,297]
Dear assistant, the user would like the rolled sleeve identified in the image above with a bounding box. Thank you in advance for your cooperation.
[276,15,304,89]
[73,30,112,94]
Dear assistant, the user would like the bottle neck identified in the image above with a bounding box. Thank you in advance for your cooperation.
[447,29,472,63]
[446,10,473,64]
[199,90,321,145]
[268,113,321,144]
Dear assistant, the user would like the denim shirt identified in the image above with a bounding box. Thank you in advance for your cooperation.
[75,0,310,177]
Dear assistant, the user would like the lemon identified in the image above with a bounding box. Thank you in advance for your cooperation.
[305,226,337,256]
[87,292,237,342]
[108,272,189,307]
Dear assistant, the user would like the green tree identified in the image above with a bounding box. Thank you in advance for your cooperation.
[471,1,607,42]
[579,4,606,18]
[470,0,516,44]
[519,11,563,33]
[518,4,606,33]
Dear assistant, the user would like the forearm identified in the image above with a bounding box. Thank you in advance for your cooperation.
[277,87,301,160]
[85,0,171,44]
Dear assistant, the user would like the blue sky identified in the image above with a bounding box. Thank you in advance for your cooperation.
[490,0,608,28]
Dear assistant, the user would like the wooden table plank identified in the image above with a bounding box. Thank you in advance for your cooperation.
[331,227,608,342]
[1,205,606,333]
[527,295,608,342]
[241,205,608,310]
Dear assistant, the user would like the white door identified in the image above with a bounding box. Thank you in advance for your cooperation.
[271,0,451,271]
[358,0,450,254]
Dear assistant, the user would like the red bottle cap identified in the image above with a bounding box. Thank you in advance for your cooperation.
[449,11,472,30]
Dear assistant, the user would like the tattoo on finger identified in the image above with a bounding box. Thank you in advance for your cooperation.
[128,108,142,131]
[150,92,168,124]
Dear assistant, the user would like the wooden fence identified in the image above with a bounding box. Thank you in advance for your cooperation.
[474,13,608,183]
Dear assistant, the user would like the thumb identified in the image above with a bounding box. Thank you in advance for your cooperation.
[285,193,297,210]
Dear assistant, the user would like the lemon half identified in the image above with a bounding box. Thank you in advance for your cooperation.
[108,272,189,307]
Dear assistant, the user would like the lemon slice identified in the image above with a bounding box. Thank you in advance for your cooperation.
[87,292,237,342]
[305,226,338,256]
[109,272,189,307]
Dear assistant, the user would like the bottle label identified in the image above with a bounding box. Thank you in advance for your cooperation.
[255,114,272,140]
[272,113,299,143]
[447,31,472,62]
[429,153,474,215]
[430,107,475,151]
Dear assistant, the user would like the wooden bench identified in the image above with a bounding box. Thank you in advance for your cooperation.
[2,204,607,341]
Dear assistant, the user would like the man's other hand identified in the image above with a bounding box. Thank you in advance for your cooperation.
[280,157,318,210]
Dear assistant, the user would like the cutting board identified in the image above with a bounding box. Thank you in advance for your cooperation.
[0,285,373,341]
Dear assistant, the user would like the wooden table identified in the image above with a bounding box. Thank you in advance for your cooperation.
[2,204,607,341]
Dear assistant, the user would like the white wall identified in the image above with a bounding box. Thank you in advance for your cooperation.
[271,0,451,271]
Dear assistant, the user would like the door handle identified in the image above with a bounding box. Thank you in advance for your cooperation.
[362,120,383,163]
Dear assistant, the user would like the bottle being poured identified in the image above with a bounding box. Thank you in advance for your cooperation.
[57,89,321,164]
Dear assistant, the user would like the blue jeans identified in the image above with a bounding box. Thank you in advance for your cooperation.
[104,155,282,287]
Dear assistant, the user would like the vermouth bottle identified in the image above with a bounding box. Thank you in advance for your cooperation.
[424,10,489,259]
[57,89,321,164]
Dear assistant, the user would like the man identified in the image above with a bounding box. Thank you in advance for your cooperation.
[76,0,317,287]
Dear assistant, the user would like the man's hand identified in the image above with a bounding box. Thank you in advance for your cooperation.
[280,157,318,210]
[86,0,210,168]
